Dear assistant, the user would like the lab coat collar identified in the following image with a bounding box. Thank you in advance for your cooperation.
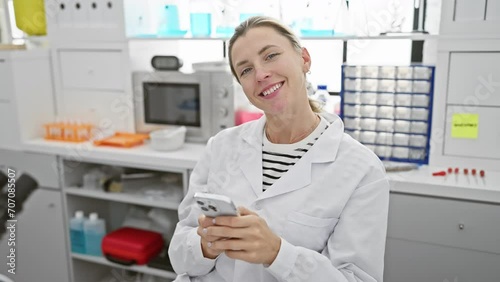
[237,112,344,199]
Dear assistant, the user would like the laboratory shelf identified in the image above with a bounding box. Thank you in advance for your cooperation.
[71,253,177,280]
[64,187,181,210]
[126,34,440,41]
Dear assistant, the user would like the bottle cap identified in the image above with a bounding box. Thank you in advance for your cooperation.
[472,169,477,175]
[447,167,452,173]
[464,168,468,175]
[75,210,84,218]
[318,85,327,90]
[89,212,98,220]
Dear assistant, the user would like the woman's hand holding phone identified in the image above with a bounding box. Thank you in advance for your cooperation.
[197,214,226,259]
[194,193,281,264]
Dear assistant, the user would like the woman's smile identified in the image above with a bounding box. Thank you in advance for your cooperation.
[260,82,284,99]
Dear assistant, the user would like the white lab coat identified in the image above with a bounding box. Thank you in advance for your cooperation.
[168,113,390,282]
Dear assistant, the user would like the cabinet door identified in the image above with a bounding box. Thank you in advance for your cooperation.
[0,189,70,282]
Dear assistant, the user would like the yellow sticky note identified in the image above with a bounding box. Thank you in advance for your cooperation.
[451,114,479,139]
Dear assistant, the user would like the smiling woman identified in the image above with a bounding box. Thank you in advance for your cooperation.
[168,16,390,282]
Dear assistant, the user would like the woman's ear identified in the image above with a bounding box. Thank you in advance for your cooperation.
[301,47,312,73]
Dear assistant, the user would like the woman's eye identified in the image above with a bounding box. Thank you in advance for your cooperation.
[266,53,279,60]
[240,68,252,76]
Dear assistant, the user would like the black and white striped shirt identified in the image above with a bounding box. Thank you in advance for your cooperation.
[262,116,329,191]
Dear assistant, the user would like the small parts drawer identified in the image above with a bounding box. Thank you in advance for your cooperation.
[388,193,500,254]
[59,50,124,91]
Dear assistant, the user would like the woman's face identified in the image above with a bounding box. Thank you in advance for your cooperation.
[231,26,311,116]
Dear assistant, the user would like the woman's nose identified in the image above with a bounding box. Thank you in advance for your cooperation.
[255,66,271,81]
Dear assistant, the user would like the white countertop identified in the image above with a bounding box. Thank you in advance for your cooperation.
[388,166,500,204]
[23,138,205,171]
[22,139,500,204]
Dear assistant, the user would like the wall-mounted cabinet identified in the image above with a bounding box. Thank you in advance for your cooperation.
[440,0,500,37]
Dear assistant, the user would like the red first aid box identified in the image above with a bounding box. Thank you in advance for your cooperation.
[102,227,164,265]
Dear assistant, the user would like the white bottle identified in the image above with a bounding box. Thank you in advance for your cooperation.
[69,210,86,254]
[314,85,332,114]
[83,212,106,256]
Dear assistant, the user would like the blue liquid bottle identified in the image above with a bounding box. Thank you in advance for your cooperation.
[69,210,86,254]
[83,212,106,256]
[190,0,212,37]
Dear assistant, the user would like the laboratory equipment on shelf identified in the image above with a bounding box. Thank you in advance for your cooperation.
[189,0,213,37]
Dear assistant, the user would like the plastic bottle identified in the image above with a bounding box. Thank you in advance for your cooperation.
[69,211,86,254]
[83,212,106,256]
[314,85,331,112]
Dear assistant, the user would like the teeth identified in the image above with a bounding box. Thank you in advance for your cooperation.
[262,83,282,96]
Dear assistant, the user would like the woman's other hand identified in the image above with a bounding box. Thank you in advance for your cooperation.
[204,207,282,265]
[197,214,225,259]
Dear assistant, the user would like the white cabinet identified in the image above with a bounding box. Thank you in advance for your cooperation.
[440,0,500,36]
[0,50,55,150]
[59,49,126,91]
[0,189,70,282]
[384,193,500,282]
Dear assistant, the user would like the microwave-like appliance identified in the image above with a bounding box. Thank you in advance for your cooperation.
[132,70,235,143]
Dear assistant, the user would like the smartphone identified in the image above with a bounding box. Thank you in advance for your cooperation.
[193,192,238,217]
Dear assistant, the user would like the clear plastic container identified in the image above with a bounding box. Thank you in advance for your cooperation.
[189,0,213,37]
[377,93,395,105]
[343,92,360,104]
[360,105,378,118]
[393,147,410,159]
[360,118,377,131]
[298,0,335,37]
[413,81,431,93]
[361,66,379,78]
[214,0,239,37]
[378,80,396,92]
[411,108,429,121]
[84,213,106,256]
[157,0,188,36]
[344,79,362,91]
[343,105,360,117]
[397,66,413,79]
[375,146,392,158]
[70,211,86,254]
[377,120,394,132]
[412,95,429,107]
[343,117,360,130]
[393,133,410,146]
[377,106,394,119]
[413,66,432,79]
[395,120,411,133]
[379,66,396,79]
[395,107,411,119]
[395,94,413,106]
[409,135,427,147]
[360,131,377,143]
[376,132,393,145]
[360,92,378,105]
[396,80,412,93]
[361,79,378,92]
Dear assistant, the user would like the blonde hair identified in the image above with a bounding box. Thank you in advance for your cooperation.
[228,16,321,113]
